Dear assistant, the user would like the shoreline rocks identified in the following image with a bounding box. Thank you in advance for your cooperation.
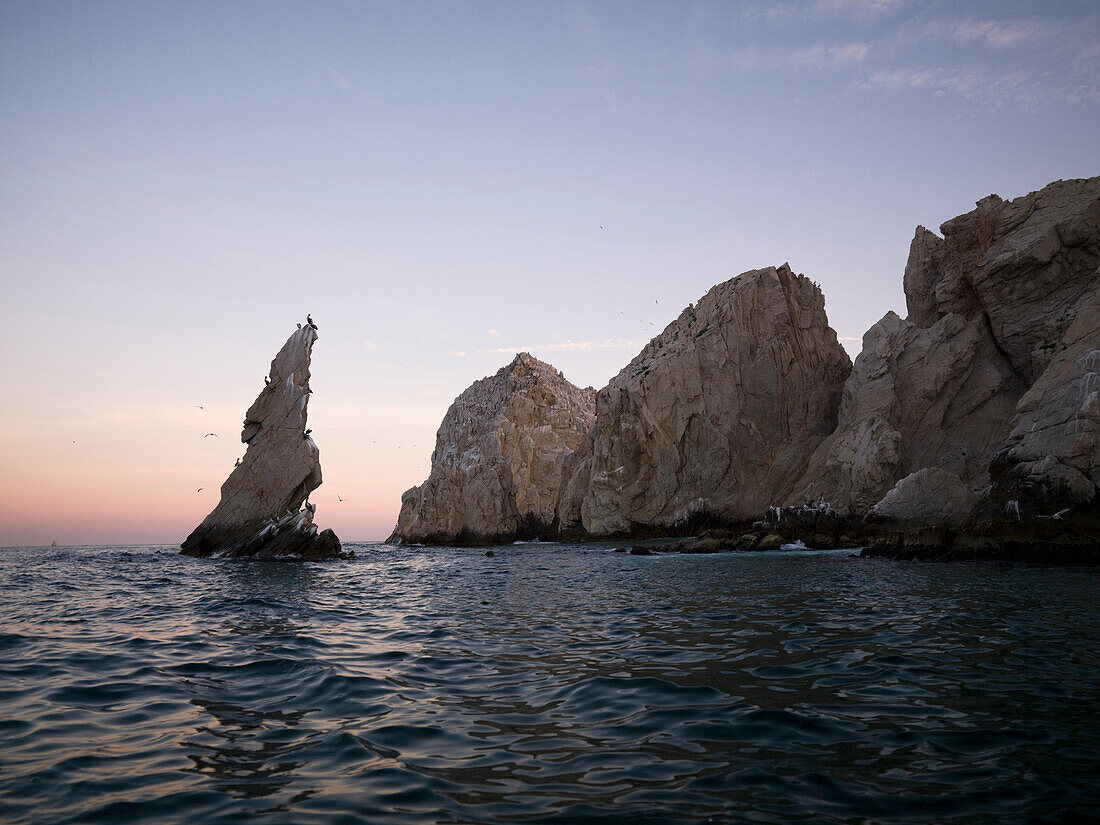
[181,322,343,560]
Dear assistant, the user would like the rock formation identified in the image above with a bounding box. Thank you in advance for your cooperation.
[989,285,1100,514]
[793,176,1100,524]
[388,353,596,545]
[558,264,852,537]
[181,322,342,560]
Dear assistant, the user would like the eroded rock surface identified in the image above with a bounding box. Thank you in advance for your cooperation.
[796,177,1100,520]
[558,264,851,537]
[181,323,342,560]
[389,353,595,545]
[990,285,1100,514]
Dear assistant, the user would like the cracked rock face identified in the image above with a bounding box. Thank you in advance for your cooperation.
[181,324,341,560]
[558,264,851,537]
[990,285,1100,513]
[388,353,596,545]
[797,176,1100,521]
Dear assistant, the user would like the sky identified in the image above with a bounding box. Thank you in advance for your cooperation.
[1,0,1098,545]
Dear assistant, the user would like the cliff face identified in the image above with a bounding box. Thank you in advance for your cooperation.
[389,353,595,545]
[558,264,852,537]
[181,322,341,560]
[795,177,1100,522]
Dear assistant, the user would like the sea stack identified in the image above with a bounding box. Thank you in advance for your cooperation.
[181,321,342,560]
[558,264,852,537]
[389,353,596,545]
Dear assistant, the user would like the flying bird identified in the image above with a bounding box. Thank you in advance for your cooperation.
[204,433,218,438]
[195,405,204,410]
[197,487,203,492]
[337,493,344,502]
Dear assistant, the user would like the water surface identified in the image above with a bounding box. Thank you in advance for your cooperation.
[1,543,1097,823]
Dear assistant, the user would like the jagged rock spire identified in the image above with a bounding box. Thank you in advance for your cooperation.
[181,322,342,559]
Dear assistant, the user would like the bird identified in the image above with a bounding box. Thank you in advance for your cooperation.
[305,428,312,435]
[204,433,218,438]
[337,493,344,502]
[600,225,604,230]
[297,323,302,329]
[234,458,241,467]
[195,405,204,410]
[307,314,316,329]
[197,487,203,492]
[264,377,271,386]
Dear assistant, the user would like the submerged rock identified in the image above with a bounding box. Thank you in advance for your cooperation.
[181,322,342,560]
[388,353,595,545]
[558,264,851,537]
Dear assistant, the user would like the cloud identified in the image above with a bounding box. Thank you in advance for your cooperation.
[865,66,1045,108]
[452,339,644,357]
[946,19,1043,50]
[320,64,354,94]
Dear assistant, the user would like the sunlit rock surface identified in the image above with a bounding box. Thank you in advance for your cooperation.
[389,353,596,545]
[558,264,851,537]
[181,323,341,560]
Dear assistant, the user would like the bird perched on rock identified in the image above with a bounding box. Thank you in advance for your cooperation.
[307,314,317,329]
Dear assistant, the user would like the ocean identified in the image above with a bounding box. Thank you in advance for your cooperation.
[1,542,1097,824]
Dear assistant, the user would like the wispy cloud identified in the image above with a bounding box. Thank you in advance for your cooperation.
[866,66,1050,109]
[320,64,354,94]
[725,1,1099,110]
[939,19,1045,49]
[452,339,643,357]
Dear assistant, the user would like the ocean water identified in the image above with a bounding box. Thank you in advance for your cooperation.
[1,543,1097,825]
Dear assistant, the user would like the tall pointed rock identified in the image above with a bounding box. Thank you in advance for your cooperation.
[181,321,342,560]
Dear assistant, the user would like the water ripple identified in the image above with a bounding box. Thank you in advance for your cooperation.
[0,543,1097,824]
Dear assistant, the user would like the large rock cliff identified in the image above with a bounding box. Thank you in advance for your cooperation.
[181,322,342,560]
[558,264,852,537]
[388,353,596,545]
[794,176,1100,523]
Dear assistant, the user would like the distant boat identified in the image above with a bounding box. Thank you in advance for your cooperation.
[50,540,57,546]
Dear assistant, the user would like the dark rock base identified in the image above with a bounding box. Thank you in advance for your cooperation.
[182,511,346,560]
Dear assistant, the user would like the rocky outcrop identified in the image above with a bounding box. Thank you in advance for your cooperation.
[558,264,851,537]
[388,353,595,545]
[795,177,1100,524]
[868,468,974,527]
[989,285,1100,514]
[181,322,342,560]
